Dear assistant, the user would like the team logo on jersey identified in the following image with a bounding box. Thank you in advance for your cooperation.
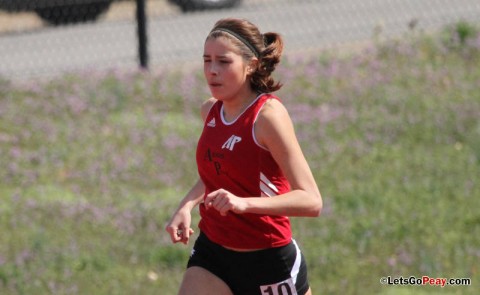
[207,118,216,127]
[222,135,242,151]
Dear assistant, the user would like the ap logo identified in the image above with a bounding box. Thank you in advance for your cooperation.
[222,135,242,151]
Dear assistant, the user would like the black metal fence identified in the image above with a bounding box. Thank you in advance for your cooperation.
[1,0,479,81]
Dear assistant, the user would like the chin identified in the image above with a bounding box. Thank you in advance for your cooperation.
[210,91,226,100]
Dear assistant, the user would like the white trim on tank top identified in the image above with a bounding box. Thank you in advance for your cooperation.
[220,93,265,125]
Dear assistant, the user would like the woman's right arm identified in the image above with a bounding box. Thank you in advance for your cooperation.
[165,98,214,244]
[165,178,205,244]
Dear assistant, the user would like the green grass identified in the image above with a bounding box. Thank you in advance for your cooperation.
[0,24,479,294]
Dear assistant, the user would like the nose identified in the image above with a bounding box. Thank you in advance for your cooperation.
[207,61,219,76]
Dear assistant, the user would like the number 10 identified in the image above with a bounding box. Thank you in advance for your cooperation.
[261,281,295,295]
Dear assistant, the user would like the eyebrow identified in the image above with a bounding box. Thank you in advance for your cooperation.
[202,54,231,59]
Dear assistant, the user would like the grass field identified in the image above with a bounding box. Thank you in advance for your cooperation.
[1,23,479,294]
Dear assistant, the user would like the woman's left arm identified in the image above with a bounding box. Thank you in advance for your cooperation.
[205,99,322,217]
[247,99,322,217]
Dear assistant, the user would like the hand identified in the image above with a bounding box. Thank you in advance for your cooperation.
[204,189,248,216]
[165,208,195,245]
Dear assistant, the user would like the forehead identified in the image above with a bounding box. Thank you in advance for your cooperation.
[204,36,241,56]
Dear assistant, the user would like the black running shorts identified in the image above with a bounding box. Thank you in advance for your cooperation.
[187,232,310,295]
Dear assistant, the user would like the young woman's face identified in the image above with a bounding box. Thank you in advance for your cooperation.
[203,37,251,101]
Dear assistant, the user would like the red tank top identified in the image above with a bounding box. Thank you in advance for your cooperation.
[196,93,292,249]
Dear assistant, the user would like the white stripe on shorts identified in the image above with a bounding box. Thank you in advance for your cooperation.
[291,239,302,284]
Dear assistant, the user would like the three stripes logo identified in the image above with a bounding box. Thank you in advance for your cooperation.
[260,172,279,197]
[207,118,216,127]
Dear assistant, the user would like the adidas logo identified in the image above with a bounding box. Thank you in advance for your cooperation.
[207,118,216,127]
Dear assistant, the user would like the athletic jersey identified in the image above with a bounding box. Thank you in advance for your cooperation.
[196,93,292,249]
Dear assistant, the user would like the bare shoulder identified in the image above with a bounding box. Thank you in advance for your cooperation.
[200,97,217,122]
[256,98,294,147]
[257,98,291,126]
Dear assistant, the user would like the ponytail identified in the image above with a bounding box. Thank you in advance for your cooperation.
[250,32,284,93]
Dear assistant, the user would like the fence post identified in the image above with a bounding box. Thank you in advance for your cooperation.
[136,0,148,69]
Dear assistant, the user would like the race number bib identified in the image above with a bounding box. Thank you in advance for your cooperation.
[260,278,297,295]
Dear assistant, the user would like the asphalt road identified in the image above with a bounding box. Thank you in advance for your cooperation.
[1,0,479,81]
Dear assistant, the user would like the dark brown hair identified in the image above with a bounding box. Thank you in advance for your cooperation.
[207,18,283,93]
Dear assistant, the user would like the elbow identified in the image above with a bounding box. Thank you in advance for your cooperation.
[308,192,323,217]
[311,201,322,217]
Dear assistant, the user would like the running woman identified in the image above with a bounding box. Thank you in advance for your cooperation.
[165,17,323,295]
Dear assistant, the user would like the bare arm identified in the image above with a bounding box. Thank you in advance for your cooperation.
[165,98,214,244]
[246,99,322,216]
[165,178,205,244]
[205,99,322,217]
[173,178,206,212]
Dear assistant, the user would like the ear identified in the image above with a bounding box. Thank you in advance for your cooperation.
[246,58,259,75]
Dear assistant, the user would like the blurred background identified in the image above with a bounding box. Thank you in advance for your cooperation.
[1,0,480,81]
[1,1,480,295]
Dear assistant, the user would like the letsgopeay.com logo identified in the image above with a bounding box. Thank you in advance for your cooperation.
[380,276,471,287]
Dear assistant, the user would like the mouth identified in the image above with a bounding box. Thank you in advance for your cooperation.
[209,82,222,87]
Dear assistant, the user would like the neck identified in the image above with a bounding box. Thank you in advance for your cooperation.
[222,90,258,122]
